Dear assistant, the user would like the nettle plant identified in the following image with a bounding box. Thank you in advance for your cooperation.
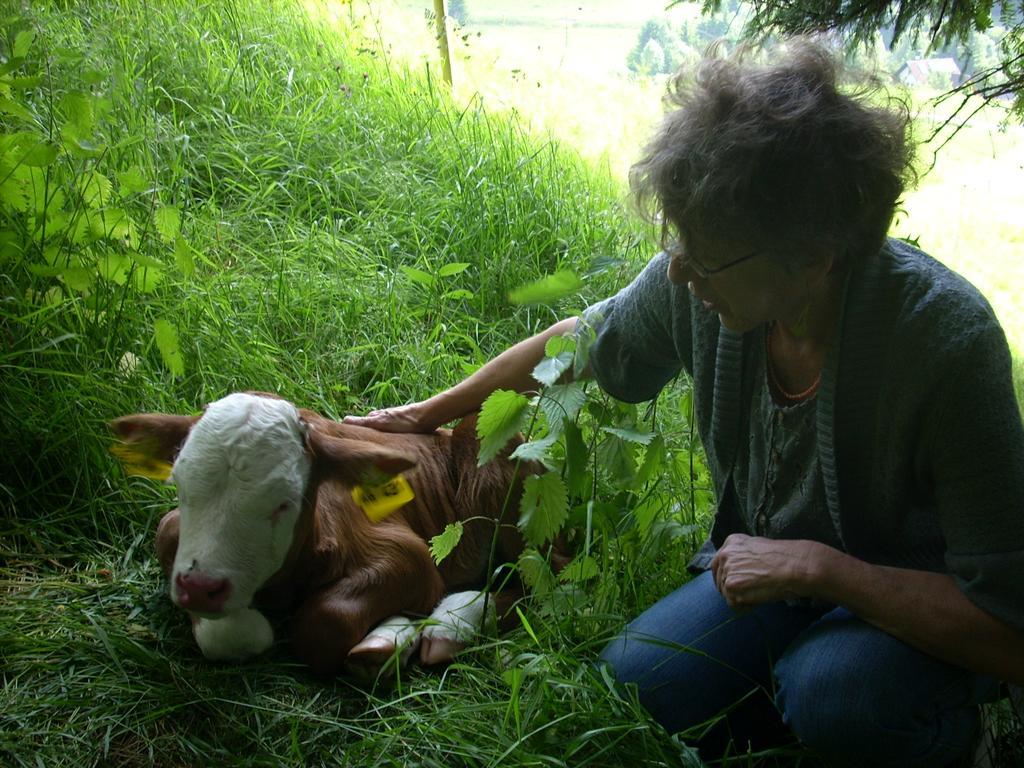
[430,296,715,608]
[1,27,189,373]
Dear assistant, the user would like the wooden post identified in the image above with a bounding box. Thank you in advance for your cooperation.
[432,0,453,87]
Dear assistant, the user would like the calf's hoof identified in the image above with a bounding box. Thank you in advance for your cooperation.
[419,634,466,665]
[345,615,419,681]
[417,590,495,665]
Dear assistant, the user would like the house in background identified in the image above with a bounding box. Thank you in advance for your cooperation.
[896,57,963,87]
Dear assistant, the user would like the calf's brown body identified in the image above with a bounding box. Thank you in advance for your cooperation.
[115,397,536,677]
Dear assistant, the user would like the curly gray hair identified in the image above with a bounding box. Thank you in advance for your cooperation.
[630,39,915,270]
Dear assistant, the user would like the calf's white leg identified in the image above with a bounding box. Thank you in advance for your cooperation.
[193,608,274,661]
[420,590,496,665]
[348,615,420,663]
[345,615,420,680]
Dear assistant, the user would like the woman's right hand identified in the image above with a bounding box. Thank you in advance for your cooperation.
[342,402,436,434]
[344,317,580,436]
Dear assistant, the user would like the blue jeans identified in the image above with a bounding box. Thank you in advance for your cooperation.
[599,571,1000,766]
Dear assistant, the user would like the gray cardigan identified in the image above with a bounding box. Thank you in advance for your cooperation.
[586,238,1024,633]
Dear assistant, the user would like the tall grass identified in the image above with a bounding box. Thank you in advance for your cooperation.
[0,0,637,542]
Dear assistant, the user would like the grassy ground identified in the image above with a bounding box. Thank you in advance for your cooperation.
[1,1,1021,766]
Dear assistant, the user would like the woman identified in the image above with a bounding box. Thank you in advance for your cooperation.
[346,41,1024,766]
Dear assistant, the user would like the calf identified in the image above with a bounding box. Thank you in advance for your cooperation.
[110,392,535,677]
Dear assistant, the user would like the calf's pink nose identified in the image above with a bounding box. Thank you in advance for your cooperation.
[174,570,231,613]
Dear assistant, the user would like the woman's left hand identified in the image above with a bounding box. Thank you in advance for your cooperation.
[710,533,833,609]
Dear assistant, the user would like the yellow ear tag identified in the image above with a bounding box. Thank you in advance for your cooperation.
[352,474,414,522]
[109,443,173,481]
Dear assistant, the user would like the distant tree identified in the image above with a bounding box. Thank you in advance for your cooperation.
[637,38,667,75]
[627,16,720,75]
[675,0,1024,122]
[628,19,687,75]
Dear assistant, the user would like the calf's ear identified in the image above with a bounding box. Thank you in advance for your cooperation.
[306,429,417,486]
[108,413,199,467]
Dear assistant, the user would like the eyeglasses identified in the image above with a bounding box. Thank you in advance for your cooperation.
[676,247,764,279]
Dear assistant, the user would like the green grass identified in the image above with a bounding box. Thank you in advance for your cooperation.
[0,554,685,765]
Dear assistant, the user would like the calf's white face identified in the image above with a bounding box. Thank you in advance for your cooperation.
[169,393,311,617]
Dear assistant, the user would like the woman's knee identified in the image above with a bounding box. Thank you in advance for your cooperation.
[598,572,822,736]
[774,612,987,767]
[774,642,869,755]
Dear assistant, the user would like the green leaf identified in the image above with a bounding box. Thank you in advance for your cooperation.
[636,434,666,487]
[77,170,113,208]
[508,269,582,306]
[27,263,65,277]
[0,165,32,211]
[516,547,556,594]
[60,123,103,157]
[82,68,106,86]
[572,313,598,378]
[62,92,96,134]
[132,266,163,293]
[59,266,94,293]
[69,209,99,245]
[24,139,57,167]
[97,250,131,285]
[94,207,138,247]
[116,166,149,195]
[41,193,68,229]
[538,383,587,428]
[632,495,666,538]
[599,434,636,486]
[13,30,35,59]
[532,351,573,387]
[476,389,529,466]
[437,261,470,277]
[52,47,83,66]
[429,521,464,565]
[399,265,435,287]
[563,422,590,497]
[3,133,58,167]
[154,318,185,377]
[154,205,181,244]
[509,435,558,468]
[174,235,195,276]
[601,426,657,445]
[0,230,22,263]
[0,97,32,121]
[544,334,576,358]
[6,75,43,90]
[517,473,568,545]
[559,554,598,583]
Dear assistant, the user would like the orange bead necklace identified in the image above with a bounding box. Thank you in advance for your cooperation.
[765,322,822,402]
